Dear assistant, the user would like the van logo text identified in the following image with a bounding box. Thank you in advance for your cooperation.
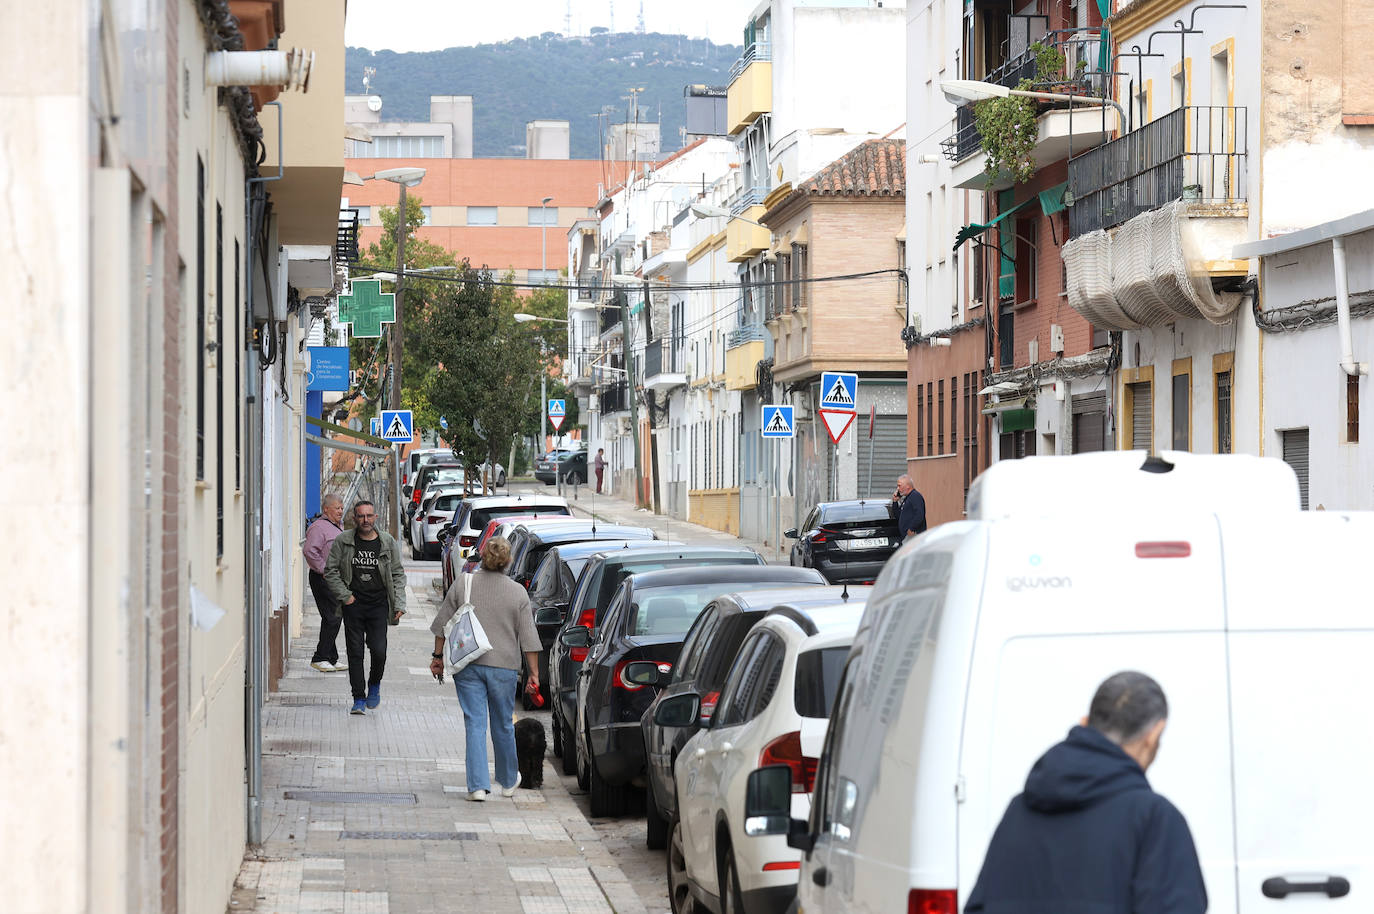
[1006,575,1073,592]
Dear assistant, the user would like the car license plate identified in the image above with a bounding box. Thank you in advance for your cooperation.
[846,537,889,550]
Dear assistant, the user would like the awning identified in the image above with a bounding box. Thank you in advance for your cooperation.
[980,395,1031,415]
[953,196,1037,250]
[1038,182,1070,216]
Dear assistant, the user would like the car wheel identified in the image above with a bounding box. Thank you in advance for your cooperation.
[588,749,631,818]
[575,723,591,790]
[667,816,696,914]
[721,849,745,914]
[551,709,563,758]
[497,471,506,487]
[645,782,669,850]
[410,538,422,561]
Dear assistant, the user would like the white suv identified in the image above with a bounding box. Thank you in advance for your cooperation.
[662,590,870,914]
[410,484,466,560]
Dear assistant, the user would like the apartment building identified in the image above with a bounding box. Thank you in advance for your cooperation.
[4,1,345,910]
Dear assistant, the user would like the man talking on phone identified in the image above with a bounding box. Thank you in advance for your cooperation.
[892,473,927,540]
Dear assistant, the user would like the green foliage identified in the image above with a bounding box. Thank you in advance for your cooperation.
[1030,42,1066,83]
[974,80,1039,185]
[345,32,740,159]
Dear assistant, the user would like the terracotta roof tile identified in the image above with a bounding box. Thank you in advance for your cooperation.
[796,138,906,198]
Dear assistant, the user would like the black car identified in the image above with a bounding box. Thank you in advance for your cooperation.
[548,545,765,779]
[566,566,826,819]
[785,499,902,583]
[507,522,658,588]
[516,538,674,710]
[534,448,584,484]
[636,585,855,850]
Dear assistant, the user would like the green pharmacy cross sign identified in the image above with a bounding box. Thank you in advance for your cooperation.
[337,280,396,338]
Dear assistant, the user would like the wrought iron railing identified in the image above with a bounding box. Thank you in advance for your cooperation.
[599,303,623,335]
[336,209,360,264]
[729,42,771,82]
[730,187,768,216]
[643,338,685,378]
[1067,105,1248,237]
[598,382,628,414]
[727,323,768,349]
[576,270,599,302]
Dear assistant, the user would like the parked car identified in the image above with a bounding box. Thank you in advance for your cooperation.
[534,448,585,484]
[406,459,463,539]
[506,522,658,588]
[638,583,855,850]
[566,566,828,819]
[743,452,1374,914]
[665,593,868,914]
[785,499,901,584]
[439,494,571,592]
[548,545,766,780]
[409,484,467,560]
[518,539,678,711]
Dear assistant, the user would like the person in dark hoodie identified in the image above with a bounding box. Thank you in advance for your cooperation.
[965,671,1207,914]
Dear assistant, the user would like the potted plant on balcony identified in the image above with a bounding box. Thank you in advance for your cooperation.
[974,79,1038,185]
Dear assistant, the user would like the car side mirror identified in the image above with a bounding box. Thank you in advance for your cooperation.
[783,527,798,539]
[744,766,794,837]
[437,529,452,544]
[653,692,701,728]
[534,604,566,625]
[623,660,670,688]
[559,625,591,649]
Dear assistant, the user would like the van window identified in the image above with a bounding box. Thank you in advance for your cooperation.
[793,647,849,718]
[715,632,783,727]
[815,658,861,842]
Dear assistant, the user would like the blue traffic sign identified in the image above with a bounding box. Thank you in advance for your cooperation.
[439,415,449,430]
[819,372,858,411]
[306,347,351,391]
[548,399,566,417]
[761,404,795,439]
[379,410,413,442]
[369,417,381,437]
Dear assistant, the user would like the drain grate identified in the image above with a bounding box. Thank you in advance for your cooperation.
[340,830,480,841]
[282,790,416,805]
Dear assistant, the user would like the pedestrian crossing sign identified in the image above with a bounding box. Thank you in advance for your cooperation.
[369,417,381,437]
[379,409,413,442]
[761,404,795,439]
[548,399,566,417]
[819,371,858,411]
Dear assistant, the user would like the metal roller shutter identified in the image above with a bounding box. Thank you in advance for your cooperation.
[1282,428,1309,510]
[1072,392,1109,453]
[859,414,910,499]
[1131,382,1152,451]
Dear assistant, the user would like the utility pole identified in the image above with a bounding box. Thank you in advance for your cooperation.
[644,277,661,515]
[390,182,407,411]
[620,287,644,507]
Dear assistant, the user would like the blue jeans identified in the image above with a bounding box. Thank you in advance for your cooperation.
[453,664,519,793]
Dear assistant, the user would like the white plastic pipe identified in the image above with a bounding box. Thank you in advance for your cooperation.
[1332,236,1369,376]
[205,48,314,92]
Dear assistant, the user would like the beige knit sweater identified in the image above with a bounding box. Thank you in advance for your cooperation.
[431,568,539,671]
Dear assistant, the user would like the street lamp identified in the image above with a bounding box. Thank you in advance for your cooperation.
[513,313,570,462]
[690,202,767,229]
[939,79,1126,121]
[540,195,555,285]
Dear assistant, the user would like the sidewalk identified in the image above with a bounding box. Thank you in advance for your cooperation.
[230,564,652,914]
[547,481,789,564]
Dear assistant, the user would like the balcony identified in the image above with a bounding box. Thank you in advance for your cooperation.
[644,339,687,391]
[725,324,767,390]
[727,42,772,135]
[336,208,360,265]
[727,207,770,262]
[949,104,1119,191]
[572,270,601,307]
[598,381,629,414]
[599,303,624,336]
[1067,106,1248,238]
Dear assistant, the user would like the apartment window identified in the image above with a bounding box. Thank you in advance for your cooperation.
[916,384,925,457]
[371,135,445,157]
[196,155,206,481]
[938,379,945,454]
[1281,428,1309,510]
[354,205,371,226]
[419,206,432,225]
[926,383,934,456]
[1347,374,1360,443]
[949,376,958,460]
[1072,392,1109,453]
[528,206,558,226]
[998,305,1014,369]
[1215,369,1232,453]
[999,429,1036,460]
[1129,380,1153,451]
[215,204,225,558]
[971,242,985,305]
[1171,64,1187,111]
[1172,361,1191,451]
[467,206,497,226]
[793,243,808,310]
[896,240,907,313]
[776,253,792,313]
[1014,217,1037,305]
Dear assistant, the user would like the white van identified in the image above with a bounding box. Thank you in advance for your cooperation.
[742,451,1372,914]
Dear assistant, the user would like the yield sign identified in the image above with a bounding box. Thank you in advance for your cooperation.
[550,414,566,432]
[819,409,856,444]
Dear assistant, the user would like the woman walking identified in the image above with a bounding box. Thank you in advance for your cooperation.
[429,536,541,800]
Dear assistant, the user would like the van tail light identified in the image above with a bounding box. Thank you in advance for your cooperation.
[699,690,720,724]
[615,659,670,690]
[758,730,818,794]
[427,515,445,524]
[412,488,423,504]
[570,608,596,663]
[1135,541,1191,559]
[459,535,477,547]
[908,889,957,914]
[761,861,800,872]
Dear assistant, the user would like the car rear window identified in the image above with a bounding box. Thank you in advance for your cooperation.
[628,581,809,637]
[469,505,571,529]
[793,647,849,718]
[431,494,461,512]
[821,503,895,525]
[596,556,761,609]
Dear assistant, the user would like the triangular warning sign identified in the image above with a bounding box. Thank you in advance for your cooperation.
[765,409,790,434]
[550,414,566,432]
[819,409,856,444]
[824,376,854,407]
[384,415,409,439]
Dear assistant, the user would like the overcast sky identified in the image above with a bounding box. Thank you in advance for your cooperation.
[345,0,758,52]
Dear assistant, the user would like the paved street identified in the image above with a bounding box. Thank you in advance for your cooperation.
[230,556,671,914]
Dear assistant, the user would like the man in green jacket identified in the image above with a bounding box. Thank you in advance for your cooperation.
[324,500,407,715]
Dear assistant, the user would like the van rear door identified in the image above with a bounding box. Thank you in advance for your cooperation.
[959,515,1237,912]
[1222,513,1374,913]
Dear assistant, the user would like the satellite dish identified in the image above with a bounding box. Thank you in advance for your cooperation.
[367,95,382,112]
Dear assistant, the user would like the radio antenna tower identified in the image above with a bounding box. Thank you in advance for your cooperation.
[637,1,646,33]
[564,0,572,34]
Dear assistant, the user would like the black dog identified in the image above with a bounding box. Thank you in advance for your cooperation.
[514,717,546,789]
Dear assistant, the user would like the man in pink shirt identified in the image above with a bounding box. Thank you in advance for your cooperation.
[304,494,347,672]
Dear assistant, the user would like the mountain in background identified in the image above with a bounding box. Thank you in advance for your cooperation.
[346,32,741,159]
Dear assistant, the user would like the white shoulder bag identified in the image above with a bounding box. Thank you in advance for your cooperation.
[442,573,492,674]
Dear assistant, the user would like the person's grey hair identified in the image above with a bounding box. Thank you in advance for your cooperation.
[322,494,343,508]
[897,474,913,486]
[1088,671,1169,745]
[480,536,512,571]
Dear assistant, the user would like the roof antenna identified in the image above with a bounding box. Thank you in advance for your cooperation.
[841,582,850,602]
